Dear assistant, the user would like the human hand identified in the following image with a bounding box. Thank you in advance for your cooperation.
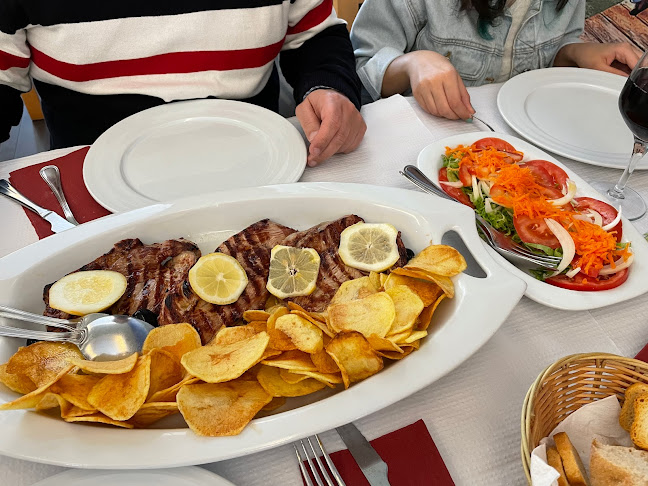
[296,89,366,167]
[406,51,474,120]
[557,42,642,76]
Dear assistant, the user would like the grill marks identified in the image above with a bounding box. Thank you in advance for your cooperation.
[158,219,296,344]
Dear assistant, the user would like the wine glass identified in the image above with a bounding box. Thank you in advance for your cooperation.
[590,50,648,221]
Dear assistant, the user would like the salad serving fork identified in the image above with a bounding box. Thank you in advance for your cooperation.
[400,165,562,270]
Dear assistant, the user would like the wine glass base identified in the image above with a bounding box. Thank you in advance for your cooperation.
[589,181,647,221]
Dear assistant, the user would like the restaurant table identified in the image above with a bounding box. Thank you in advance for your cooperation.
[1,82,648,486]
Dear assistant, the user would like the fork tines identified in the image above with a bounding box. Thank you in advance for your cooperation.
[294,435,346,486]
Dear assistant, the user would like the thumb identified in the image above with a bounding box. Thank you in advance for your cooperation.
[296,99,323,147]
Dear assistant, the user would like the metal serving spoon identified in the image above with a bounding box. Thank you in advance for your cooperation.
[0,305,154,361]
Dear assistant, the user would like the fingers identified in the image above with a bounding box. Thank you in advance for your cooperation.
[307,107,350,165]
[613,43,642,71]
[597,63,632,77]
[413,73,473,120]
[295,98,322,151]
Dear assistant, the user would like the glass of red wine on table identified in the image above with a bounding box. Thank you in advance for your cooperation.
[590,50,648,221]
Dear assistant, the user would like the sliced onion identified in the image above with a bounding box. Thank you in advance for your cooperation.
[549,180,577,206]
[602,206,622,231]
[440,180,463,188]
[573,209,603,227]
[599,252,634,275]
[565,266,581,278]
[480,180,491,197]
[472,175,482,200]
[484,198,494,214]
[544,218,576,273]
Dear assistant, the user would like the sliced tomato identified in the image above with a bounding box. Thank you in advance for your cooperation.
[439,167,473,207]
[518,162,553,187]
[574,197,623,242]
[513,214,561,249]
[523,160,569,191]
[458,162,473,187]
[545,268,629,291]
[489,184,513,208]
[471,138,523,162]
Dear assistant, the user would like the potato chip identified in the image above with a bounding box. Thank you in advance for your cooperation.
[265,295,283,312]
[243,310,270,322]
[257,365,326,397]
[328,292,395,339]
[404,245,467,277]
[369,271,382,291]
[377,346,416,360]
[310,348,339,374]
[6,342,82,387]
[68,352,138,375]
[0,363,75,411]
[279,368,310,384]
[50,373,101,410]
[282,369,343,388]
[386,329,411,344]
[400,330,428,344]
[147,349,183,400]
[289,308,334,338]
[274,314,323,354]
[391,267,455,298]
[87,354,151,421]
[181,332,269,383]
[416,294,447,332]
[142,323,202,360]
[261,350,318,372]
[35,392,67,411]
[61,404,97,419]
[330,276,379,305]
[148,375,200,403]
[325,332,383,389]
[383,273,443,306]
[129,402,179,428]
[265,307,296,351]
[214,322,266,346]
[177,381,272,436]
[0,363,36,394]
[366,334,404,353]
[385,285,424,336]
[261,396,286,411]
[64,413,134,428]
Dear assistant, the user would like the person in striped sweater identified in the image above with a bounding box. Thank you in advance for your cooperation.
[0,1,365,166]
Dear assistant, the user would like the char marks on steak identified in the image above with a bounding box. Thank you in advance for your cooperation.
[158,219,296,344]
[283,215,409,312]
[43,238,201,320]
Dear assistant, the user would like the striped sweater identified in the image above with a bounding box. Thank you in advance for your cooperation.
[0,1,361,148]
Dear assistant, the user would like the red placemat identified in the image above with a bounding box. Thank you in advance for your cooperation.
[635,343,648,362]
[8,146,111,239]
[305,420,454,486]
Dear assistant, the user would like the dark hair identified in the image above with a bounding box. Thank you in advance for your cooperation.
[461,0,569,39]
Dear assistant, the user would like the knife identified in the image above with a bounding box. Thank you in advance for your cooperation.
[0,179,76,233]
[336,423,391,486]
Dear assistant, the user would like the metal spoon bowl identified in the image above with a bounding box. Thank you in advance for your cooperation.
[0,306,154,361]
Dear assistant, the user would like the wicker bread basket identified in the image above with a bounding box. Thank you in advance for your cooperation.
[520,352,648,483]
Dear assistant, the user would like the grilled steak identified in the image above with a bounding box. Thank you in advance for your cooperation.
[158,219,296,343]
[43,238,201,320]
[284,215,409,312]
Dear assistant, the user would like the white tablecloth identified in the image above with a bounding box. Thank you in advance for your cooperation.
[1,83,648,486]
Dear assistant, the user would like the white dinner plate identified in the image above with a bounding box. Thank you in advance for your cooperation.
[497,68,644,170]
[417,131,648,311]
[0,183,526,468]
[83,100,307,213]
[32,467,235,486]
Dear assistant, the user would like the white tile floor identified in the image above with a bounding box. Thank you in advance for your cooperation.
[0,106,50,163]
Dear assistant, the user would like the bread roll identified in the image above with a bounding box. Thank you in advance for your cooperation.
[555,432,591,486]
[590,439,648,486]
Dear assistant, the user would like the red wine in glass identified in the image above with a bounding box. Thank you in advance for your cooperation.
[590,52,648,221]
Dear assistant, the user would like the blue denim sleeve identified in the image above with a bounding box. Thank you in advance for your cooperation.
[551,0,585,65]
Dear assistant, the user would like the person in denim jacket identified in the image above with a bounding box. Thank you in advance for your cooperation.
[350,0,642,120]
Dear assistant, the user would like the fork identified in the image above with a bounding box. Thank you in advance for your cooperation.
[400,165,561,269]
[294,435,346,486]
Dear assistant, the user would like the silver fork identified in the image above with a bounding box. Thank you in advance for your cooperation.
[400,165,561,269]
[294,435,346,486]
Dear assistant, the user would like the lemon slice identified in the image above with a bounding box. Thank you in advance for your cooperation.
[338,222,400,272]
[266,245,321,299]
[189,253,248,305]
[48,270,128,315]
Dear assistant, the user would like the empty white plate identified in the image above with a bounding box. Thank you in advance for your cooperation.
[31,467,235,486]
[497,68,644,170]
[83,100,307,212]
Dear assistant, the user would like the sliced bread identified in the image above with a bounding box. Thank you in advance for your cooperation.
[547,445,572,486]
[620,383,648,432]
[632,396,648,450]
[590,439,648,486]
[555,431,591,486]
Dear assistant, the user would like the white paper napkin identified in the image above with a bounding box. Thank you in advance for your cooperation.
[531,395,635,486]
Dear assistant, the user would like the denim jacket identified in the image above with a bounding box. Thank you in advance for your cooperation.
[350,0,584,100]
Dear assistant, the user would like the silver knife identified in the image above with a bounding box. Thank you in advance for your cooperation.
[336,423,391,486]
[0,179,76,233]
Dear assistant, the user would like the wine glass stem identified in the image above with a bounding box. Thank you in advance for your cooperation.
[609,137,647,199]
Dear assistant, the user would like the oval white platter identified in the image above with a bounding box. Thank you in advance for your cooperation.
[0,183,525,468]
[417,131,648,311]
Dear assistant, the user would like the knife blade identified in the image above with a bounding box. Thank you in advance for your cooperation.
[0,179,76,233]
[336,423,391,486]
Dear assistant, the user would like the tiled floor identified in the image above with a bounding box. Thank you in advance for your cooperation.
[1,0,645,164]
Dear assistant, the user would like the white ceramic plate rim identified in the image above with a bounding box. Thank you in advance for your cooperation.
[497,67,645,170]
[31,467,235,486]
[0,182,526,468]
[417,131,648,311]
[83,99,307,213]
